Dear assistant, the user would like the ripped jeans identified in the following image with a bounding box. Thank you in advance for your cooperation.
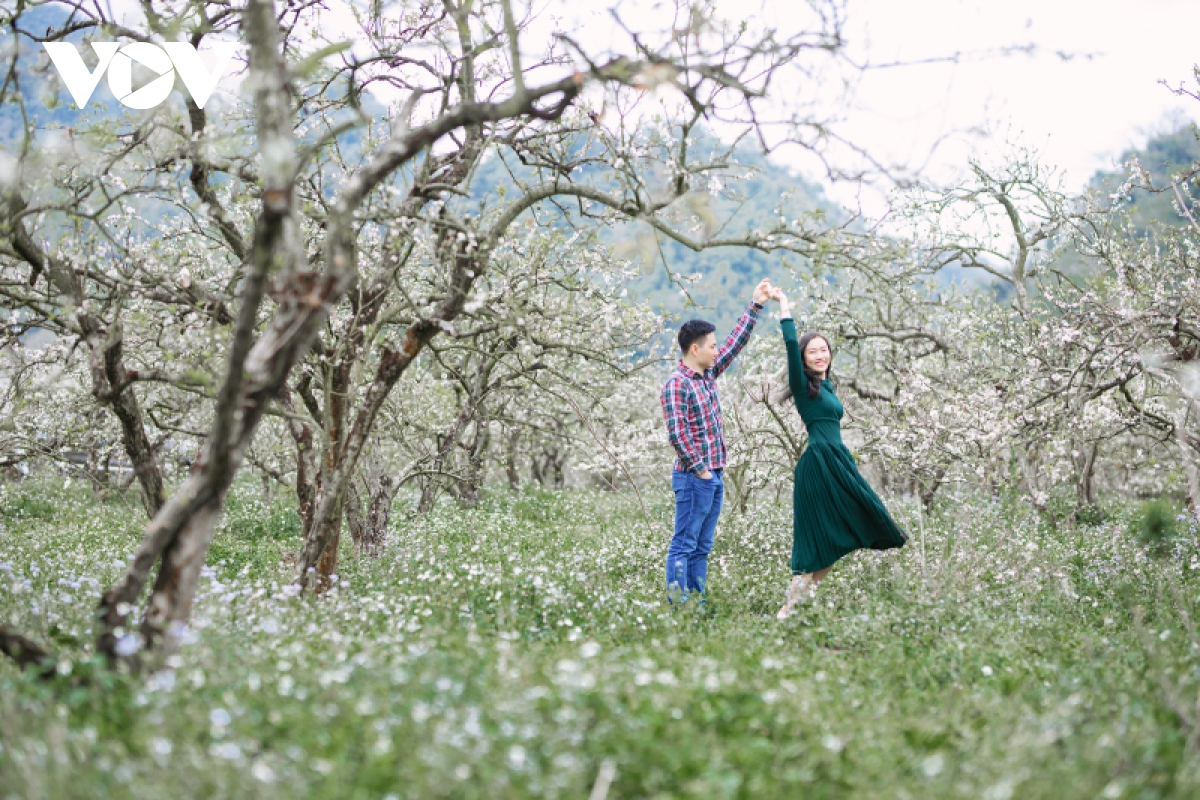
[665,468,724,602]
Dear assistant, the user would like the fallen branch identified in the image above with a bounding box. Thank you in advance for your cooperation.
[0,626,55,679]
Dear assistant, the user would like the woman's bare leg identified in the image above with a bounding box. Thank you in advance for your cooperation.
[778,570,822,619]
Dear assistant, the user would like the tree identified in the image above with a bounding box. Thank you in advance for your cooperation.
[0,0,864,670]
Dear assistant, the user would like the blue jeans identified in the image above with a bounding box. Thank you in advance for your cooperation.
[666,469,724,601]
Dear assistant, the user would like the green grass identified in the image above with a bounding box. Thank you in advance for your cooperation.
[1,478,1199,798]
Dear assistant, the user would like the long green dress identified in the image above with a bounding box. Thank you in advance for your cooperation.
[782,317,907,574]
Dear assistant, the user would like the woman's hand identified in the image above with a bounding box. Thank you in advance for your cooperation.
[771,287,792,318]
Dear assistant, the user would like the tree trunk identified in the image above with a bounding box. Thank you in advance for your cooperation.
[99,328,167,518]
[345,479,367,549]
[4,195,167,519]
[552,450,566,489]
[313,491,346,586]
[365,475,398,552]
[1021,447,1049,514]
[310,357,354,589]
[418,388,484,513]
[281,387,319,541]
[296,236,484,591]
[1175,404,1200,513]
[261,470,275,507]
[138,497,224,653]
[459,422,490,508]
[1075,441,1099,510]
[417,472,441,514]
[918,468,944,512]
[505,429,521,491]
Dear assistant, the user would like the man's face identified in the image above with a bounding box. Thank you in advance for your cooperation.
[689,333,718,370]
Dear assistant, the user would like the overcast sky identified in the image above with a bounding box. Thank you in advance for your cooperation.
[820,0,1200,207]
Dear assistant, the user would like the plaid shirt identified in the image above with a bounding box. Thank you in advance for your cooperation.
[661,303,762,474]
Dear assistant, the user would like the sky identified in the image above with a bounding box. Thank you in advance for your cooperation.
[814,0,1200,210]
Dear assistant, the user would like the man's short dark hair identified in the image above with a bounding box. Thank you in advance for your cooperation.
[678,319,716,355]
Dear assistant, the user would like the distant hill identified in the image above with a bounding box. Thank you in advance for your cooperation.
[0,4,97,141]
[1089,124,1200,232]
[471,139,843,336]
[615,146,844,335]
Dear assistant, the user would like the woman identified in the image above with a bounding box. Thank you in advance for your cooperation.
[773,289,907,619]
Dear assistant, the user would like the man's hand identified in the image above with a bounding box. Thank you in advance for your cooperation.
[698,469,713,480]
[752,278,773,306]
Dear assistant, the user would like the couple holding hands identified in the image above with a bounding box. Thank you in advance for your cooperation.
[660,278,907,619]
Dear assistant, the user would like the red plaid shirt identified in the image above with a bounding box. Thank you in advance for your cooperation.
[661,303,762,474]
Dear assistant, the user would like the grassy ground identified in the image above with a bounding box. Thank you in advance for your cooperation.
[1,478,1199,799]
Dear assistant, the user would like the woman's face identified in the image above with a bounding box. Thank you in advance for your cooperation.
[803,336,831,375]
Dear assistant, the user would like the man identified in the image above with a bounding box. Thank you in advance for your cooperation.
[660,278,774,603]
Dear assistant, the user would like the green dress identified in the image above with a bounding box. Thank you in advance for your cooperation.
[782,318,907,574]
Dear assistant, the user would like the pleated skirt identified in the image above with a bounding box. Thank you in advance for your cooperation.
[791,441,907,574]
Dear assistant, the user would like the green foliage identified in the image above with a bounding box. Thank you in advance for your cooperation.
[207,484,304,582]
[1073,504,1106,527]
[0,482,60,522]
[1135,498,1181,558]
[2,483,1200,797]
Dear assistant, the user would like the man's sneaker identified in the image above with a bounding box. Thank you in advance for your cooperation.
[666,580,688,606]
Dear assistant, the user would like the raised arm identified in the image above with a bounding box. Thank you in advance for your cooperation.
[711,278,773,378]
[711,302,762,378]
[779,294,808,401]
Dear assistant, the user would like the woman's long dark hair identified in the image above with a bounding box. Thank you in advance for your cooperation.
[796,332,833,399]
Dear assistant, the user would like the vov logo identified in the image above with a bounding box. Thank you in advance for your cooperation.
[43,41,238,110]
